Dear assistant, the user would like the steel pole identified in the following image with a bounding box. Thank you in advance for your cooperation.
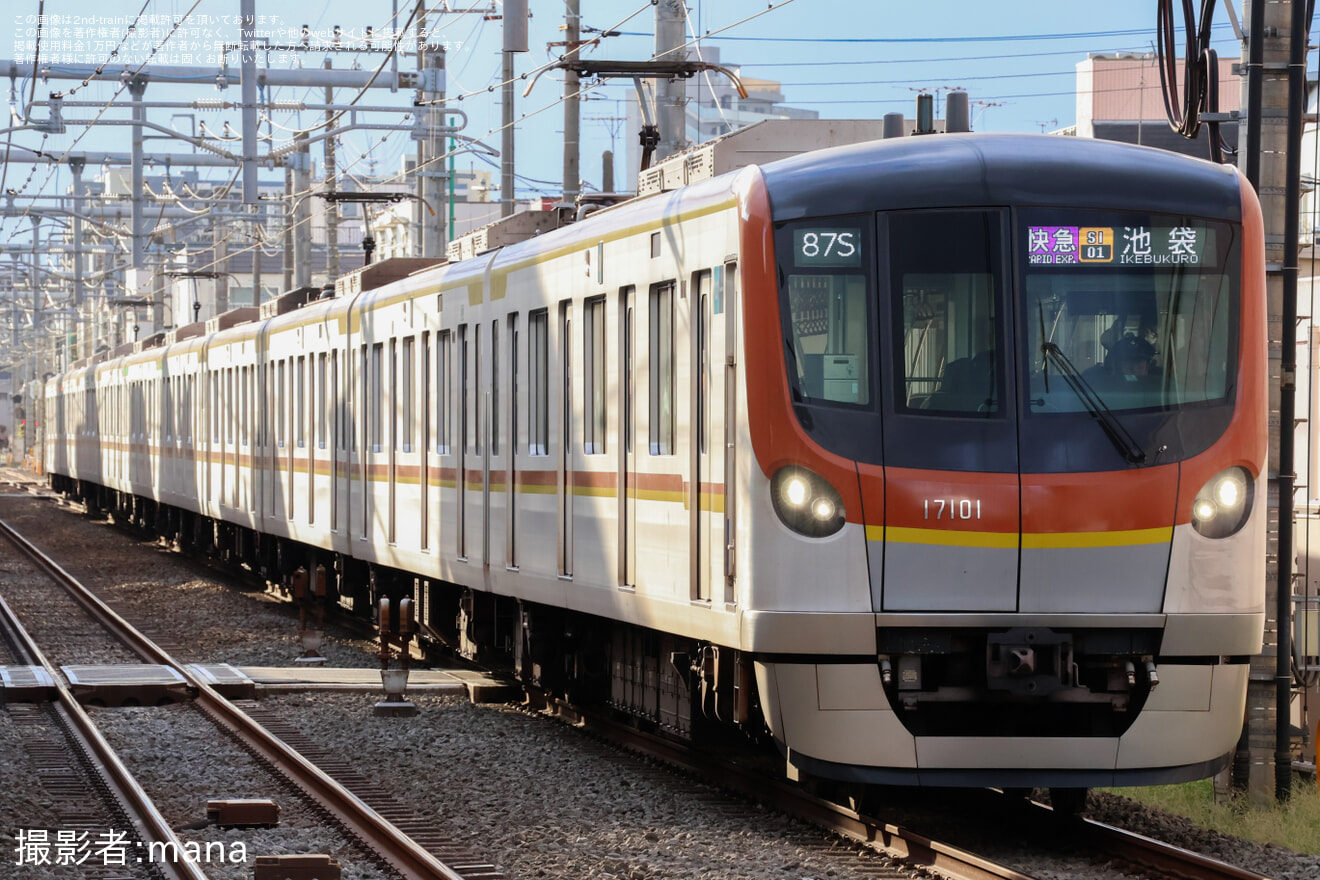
[563,0,581,203]
[240,0,259,204]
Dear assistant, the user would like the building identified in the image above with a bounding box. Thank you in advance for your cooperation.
[1071,52,1240,158]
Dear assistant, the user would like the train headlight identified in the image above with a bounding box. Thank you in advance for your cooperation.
[772,467,846,537]
[1191,467,1253,539]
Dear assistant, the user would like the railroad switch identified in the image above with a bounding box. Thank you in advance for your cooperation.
[252,854,341,880]
[205,798,280,829]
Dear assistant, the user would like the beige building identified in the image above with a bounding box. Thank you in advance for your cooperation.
[1071,52,1240,156]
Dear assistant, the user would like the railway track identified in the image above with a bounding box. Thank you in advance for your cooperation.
[0,593,203,880]
[0,516,502,880]
[534,695,1279,880]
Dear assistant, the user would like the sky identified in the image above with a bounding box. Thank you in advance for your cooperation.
[0,0,1306,251]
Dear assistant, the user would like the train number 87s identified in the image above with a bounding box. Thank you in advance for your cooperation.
[47,132,1265,797]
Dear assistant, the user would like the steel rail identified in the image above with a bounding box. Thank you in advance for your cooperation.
[1069,811,1274,880]
[547,695,1277,880]
[0,592,209,880]
[0,518,470,880]
[537,697,1036,880]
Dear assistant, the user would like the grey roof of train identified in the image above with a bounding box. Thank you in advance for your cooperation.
[759,132,1244,222]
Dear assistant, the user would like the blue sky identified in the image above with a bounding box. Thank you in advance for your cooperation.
[0,1,1293,245]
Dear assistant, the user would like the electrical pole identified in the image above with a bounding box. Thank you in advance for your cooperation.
[563,0,581,204]
[68,158,86,358]
[293,132,312,289]
[283,166,294,293]
[252,207,263,305]
[325,57,339,281]
[502,0,529,217]
[1238,0,1304,805]
[240,0,259,205]
[415,0,448,259]
[129,77,147,288]
[214,218,228,316]
[654,0,689,162]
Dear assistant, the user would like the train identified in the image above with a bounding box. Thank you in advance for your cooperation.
[45,128,1266,798]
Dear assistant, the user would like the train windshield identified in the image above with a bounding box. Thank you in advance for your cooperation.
[1022,210,1238,415]
[779,218,874,407]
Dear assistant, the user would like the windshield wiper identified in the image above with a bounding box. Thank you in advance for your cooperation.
[1039,342,1147,464]
[784,338,811,403]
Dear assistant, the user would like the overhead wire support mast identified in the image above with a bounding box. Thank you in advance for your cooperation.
[522,59,748,171]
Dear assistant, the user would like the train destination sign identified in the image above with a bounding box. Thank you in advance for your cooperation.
[1026,225,1213,268]
[793,227,863,267]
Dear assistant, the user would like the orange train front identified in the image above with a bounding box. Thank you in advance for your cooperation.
[741,135,1265,786]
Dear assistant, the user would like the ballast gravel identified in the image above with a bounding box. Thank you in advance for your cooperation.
[268,691,909,880]
[90,702,393,880]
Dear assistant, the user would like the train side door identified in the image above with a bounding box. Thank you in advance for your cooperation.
[457,324,469,560]
[505,316,518,568]
[721,262,738,605]
[878,210,1020,612]
[691,270,718,603]
[557,302,573,577]
[331,348,341,534]
[618,287,636,588]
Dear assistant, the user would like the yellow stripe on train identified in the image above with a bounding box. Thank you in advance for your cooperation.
[867,525,1173,549]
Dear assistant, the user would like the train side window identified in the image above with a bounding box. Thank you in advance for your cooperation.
[317,353,327,449]
[260,364,269,448]
[359,345,368,454]
[166,374,176,440]
[438,331,451,454]
[561,300,573,457]
[584,295,606,454]
[509,314,519,458]
[216,371,225,444]
[276,361,286,447]
[474,324,483,454]
[491,320,501,455]
[695,271,711,455]
[459,325,470,457]
[295,360,305,447]
[420,333,430,457]
[163,376,172,442]
[402,336,415,453]
[390,339,400,453]
[331,351,340,451]
[529,309,549,456]
[371,342,384,453]
[649,281,675,455]
[287,358,296,449]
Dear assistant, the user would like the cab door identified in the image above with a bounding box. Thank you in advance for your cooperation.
[877,210,1020,612]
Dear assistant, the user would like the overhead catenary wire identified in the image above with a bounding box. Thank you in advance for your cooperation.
[1,0,206,247]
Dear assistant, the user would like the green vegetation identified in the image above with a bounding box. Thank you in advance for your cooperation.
[1104,777,1320,855]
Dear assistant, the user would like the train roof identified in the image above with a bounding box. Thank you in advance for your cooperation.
[760,133,1244,222]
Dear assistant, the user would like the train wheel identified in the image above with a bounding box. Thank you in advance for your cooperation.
[1048,787,1088,816]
